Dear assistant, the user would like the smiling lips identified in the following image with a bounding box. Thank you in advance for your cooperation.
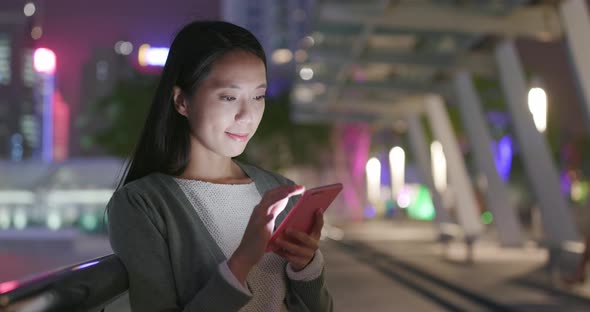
[225,132,249,142]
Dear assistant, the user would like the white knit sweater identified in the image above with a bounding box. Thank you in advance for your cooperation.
[174,178,324,312]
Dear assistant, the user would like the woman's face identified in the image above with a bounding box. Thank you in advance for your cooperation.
[176,50,267,158]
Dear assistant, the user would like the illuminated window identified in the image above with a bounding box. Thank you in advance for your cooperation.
[96,60,108,81]
[0,36,11,85]
[22,49,35,87]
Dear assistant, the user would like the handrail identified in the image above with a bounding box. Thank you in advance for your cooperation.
[0,254,128,312]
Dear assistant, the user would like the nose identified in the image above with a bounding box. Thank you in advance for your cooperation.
[235,99,256,124]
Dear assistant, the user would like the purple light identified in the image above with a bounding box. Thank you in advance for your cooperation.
[40,73,55,162]
[397,187,412,208]
[364,205,376,218]
[71,261,100,271]
[493,136,513,181]
[379,152,390,186]
[561,171,572,196]
[343,124,371,179]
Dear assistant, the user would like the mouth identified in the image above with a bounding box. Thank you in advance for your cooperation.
[225,132,249,142]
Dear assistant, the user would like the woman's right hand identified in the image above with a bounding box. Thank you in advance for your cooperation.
[228,184,305,284]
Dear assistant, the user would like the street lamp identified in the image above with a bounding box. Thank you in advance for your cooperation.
[528,87,547,133]
[431,141,447,192]
[389,146,405,199]
[366,157,381,204]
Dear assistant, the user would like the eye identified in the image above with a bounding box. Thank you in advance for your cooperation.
[219,95,236,102]
[254,95,266,101]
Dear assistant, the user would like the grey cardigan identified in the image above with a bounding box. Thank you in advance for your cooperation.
[107,162,333,311]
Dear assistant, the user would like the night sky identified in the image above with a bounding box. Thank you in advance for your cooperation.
[36,0,219,119]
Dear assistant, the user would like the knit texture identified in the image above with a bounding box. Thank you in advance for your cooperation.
[175,178,288,312]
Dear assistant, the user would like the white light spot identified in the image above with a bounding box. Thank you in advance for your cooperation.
[299,67,314,80]
[294,86,314,103]
[271,49,293,64]
[0,207,10,229]
[120,41,133,55]
[13,209,28,230]
[47,210,62,230]
[24,3,36,17]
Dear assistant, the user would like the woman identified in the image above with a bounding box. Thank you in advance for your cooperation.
[107,21,333,311]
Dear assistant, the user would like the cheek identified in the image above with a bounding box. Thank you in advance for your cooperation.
[253,104,265,124]
[194,102,233,126]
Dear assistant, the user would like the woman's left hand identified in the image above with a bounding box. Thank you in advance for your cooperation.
[274,210,324,271]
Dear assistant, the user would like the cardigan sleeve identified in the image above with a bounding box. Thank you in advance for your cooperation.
[108,187,252,312]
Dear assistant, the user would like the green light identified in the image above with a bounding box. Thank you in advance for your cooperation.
[571,181,588,203]
[81,214,98,231]
[407,186,436,221]
[481,211,493,225]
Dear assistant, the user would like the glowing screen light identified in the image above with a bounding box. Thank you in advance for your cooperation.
[34,48,56,74]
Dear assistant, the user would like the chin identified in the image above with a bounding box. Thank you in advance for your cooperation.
[222,146,247,158]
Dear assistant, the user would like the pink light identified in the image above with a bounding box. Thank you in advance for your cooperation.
[34,48,56,74]
[53,91,69,161]
[0,280,19,294]
[397,188,412,208]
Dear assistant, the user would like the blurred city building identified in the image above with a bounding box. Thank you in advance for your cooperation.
[0,2,40,161]
[222,0,316,95]
[76,46,134,156]
[0,157,123,232]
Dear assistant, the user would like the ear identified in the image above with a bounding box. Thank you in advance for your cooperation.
[172,86,189,117]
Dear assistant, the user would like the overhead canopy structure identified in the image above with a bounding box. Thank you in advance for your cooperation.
[292,0,561,123]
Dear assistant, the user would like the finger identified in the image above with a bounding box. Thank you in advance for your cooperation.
[310,210,324,239]
[274,249,309,267]
[286,230,319,250]
[275,238,314,258]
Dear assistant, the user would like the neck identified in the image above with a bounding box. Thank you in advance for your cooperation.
[176,139,250,184]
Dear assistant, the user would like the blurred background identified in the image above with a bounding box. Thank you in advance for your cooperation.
[3,0,590,311]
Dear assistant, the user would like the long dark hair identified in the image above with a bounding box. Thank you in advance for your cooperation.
[119,21,267,188]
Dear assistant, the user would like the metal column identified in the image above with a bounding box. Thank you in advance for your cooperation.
[495,40,578,247]
[407,114,453,229]
[453,71,524,247]
[560,0,590,123]
[424,95,484,238]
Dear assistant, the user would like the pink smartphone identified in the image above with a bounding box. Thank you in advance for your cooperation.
[266,183,343,252]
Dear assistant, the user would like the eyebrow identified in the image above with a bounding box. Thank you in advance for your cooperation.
[227,83,266,89]
[218,83,267,90]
